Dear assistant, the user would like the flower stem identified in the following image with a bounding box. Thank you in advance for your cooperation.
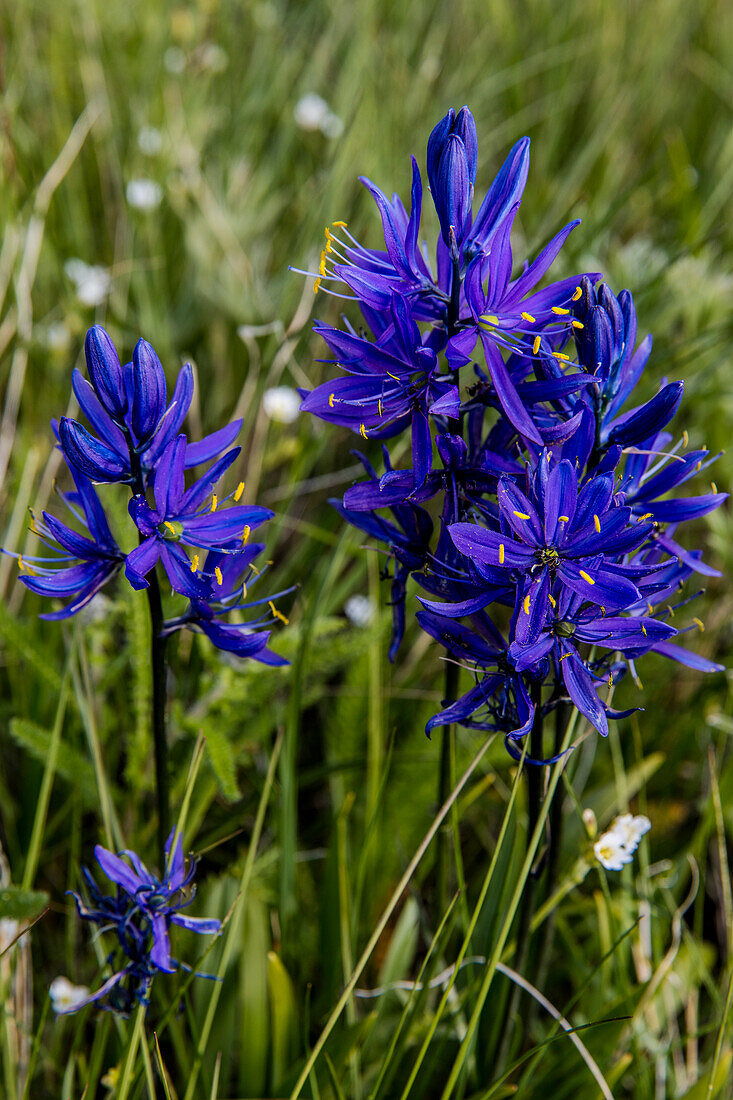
[436,658,459,923]
[127,442,170,866]
[495,679,544,1071]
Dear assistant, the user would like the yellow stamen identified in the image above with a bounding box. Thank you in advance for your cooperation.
[523,593,531,614]
[513,510,530,520]
[593,514,601,533]
[572,286,582,301]
[359,423,368,439]
[242,525,250,544]
[164,520,177,533]
[693,617,704,632]
[711,482,718,494]
[378,398,383,417]
[549,594,556,608]
[234,482,245,502]
[241,582,248,599]
[499,543,505,564]
[553,351,570,361]
[682,429,689,448]
[190,554,199,573]
[18,554,24,572]
[571,319,584,330]
[215,566,223,586]
[328,393,335,408]
[269,600,289,625]
[600,605,606,616]
[318,250,327,276]
[639,512,653,520]
[313,279,321,294]
[521,311,536,323]
[608,673,613,688]
[641,623,647,636]
[559,514,569,522]
[552,306,570,315]
[332,220,348,229]
[579,569,595,585]
[324,227,334,251]
[386,372,400,381]
[210,495,218,512]
[532,335,542,355]
[647,602,653,614]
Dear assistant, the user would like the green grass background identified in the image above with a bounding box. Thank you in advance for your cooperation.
[1,0,732,1096]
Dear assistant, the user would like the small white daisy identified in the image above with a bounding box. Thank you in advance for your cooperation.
[64,259,111,307]
[594,831,634,872]
[125,178,163,211]
[345,594,375,627]
[262,386,301,425]
[49,976,90,1014]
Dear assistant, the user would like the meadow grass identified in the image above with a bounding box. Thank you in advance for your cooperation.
[0,0,732,1096]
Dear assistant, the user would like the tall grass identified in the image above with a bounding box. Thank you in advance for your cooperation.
[0,0,732,1096]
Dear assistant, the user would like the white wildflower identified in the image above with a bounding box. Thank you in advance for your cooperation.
[49,976,90,1014]
[262,386,301,424]
[294,94,343,139]
[594,813,651,871]
[345,594,375,627]
[64,259,111,307]
[594,832,634,872]
[125,178,163,211]
[137,126,163,156]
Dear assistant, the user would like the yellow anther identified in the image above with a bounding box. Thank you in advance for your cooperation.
[513,510,530,520]
[693,617,704,632]
[234,482,245,502]
[269,600,289,625]
[319,250,327,276]
[241,582,248,599]
[324,227,334,250]
[313,279,321,294]
[571,319,584,330]
[579,569,595,585]
[559,514,569,522]
[210,495,218,512]
[682,429,689,448]
[639,512,653,521]
[600,605,606,616]
[378,398,383,417]
[359,423,368,439]
[641,623,647,636]
[332,220,348,229]
[647,602,653,614]
[667,603,675,618]
[553,351,570,361]
[532,335,542,355]
[572,286,582,301]
[551,306,570,315]
[711,482,718,494]
[387,372,400,381]
[499,543,505,564]
[695,460,702,472]
[608,673,613,688]
[242,525,250,544]
[593,514,601,533]
[18,554,24,572]
[549,594,556,608]
[523,593,531,614]
[215,566,223,586]
[521,311,536,323]
[164,520,177,533]
[190,554,199,573]
[328,393,335,408]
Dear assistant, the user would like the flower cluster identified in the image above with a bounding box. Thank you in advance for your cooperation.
[62,832,220,1013]
[299,106,725,759]
[6,325,289,664]
[594,813,651,871]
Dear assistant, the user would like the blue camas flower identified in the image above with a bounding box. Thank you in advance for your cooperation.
[9,461,123,619]
[125,434,273,598]
[59,325,242,485]
[63,831,220,1014]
